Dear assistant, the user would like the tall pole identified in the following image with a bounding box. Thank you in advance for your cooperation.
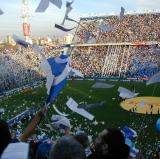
[22,0,31,42]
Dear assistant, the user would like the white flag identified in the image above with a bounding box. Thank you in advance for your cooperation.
[146,71,160,85]
[66,98,94,120]
[118,87,139,99]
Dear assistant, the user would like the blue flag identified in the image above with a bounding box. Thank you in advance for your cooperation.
[46,54,70,103]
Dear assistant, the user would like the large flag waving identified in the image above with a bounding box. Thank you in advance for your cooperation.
[42,53,83,104]
[12,36,83,104]
[46,54,70,103]
[146,71,160,85]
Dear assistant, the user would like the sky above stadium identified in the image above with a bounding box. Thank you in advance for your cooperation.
[0,0,160,39]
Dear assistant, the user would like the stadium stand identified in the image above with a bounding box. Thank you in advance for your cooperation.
[71,13,160,78]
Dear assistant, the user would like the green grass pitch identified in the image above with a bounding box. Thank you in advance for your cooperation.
[0,80,160,155]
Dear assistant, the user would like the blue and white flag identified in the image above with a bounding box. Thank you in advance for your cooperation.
[37,133,49,143]
[121,127,137,139]
[38,48,83,104]
[146,71,160,85]
[0,9,4,15]
[125,138,139,158]
[35,0,62,12]
[46,54,70,103]
[45,115,71,133]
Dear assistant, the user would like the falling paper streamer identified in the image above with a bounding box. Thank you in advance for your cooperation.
[92,82,115,88]
[50,0,62,9]
[61,0,74,25]
[0,9,4,15]
[55,0,76,33]
[35,0,62,12]
[55,24,75,32]
[118,87,139,99]
[146,71,160,85]
[69,68,84,78]
[78,101,105,110]
[53,105,69,117]
[66,98,94,120]
[120,6,125,19]
[35,0,49,12]
[12,34,31,48]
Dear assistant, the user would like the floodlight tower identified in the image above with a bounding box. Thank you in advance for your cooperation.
[22,0,31,42]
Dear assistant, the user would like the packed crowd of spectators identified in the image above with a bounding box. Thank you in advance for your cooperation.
[71,45,160,78]
[0,45,62,93]
[0,43,159,93]
[74,13,160,43]
[71,12,160,78]
[127,46,160,78]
